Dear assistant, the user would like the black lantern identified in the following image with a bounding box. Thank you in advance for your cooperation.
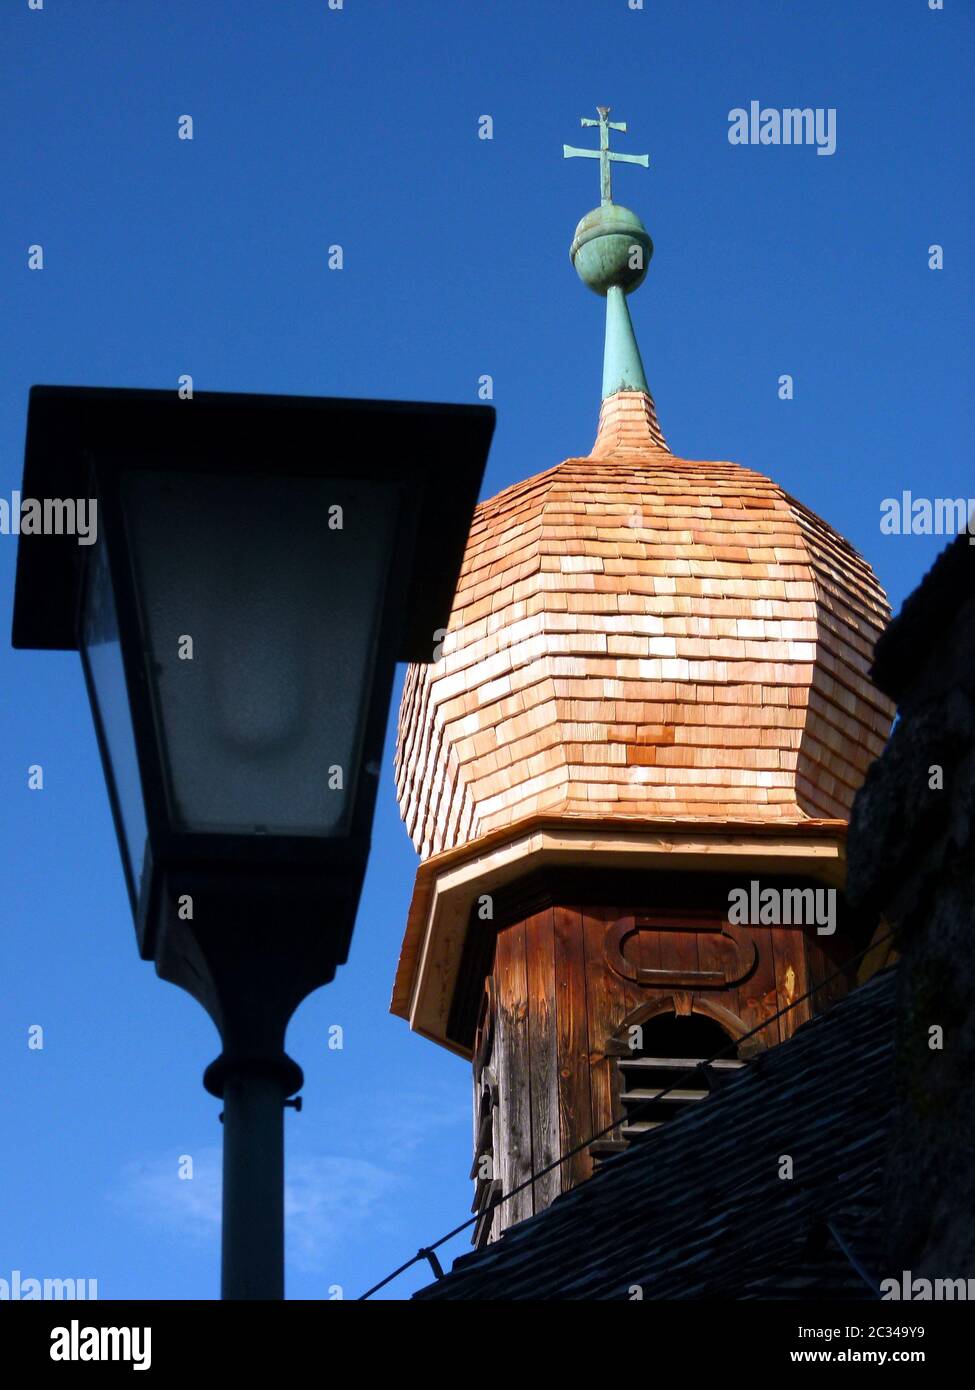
[12,385,493,1297]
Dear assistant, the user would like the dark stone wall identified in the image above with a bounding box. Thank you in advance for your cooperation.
[847,535,975,1279]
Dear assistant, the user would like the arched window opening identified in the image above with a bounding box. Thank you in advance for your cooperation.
[616,1011,745,1144]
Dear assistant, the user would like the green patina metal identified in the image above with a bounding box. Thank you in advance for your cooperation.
[563,104,649,206]
[564,106,654,399]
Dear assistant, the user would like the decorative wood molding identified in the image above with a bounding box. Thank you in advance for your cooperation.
[604,910,757,990]
[606,994,752,1053]
[394,817,850,1056]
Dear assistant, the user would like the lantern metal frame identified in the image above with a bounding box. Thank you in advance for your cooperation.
[14,386,493,976]
[12,384,494,1297]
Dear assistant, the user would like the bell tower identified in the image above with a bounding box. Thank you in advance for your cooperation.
[392,109,895,1246]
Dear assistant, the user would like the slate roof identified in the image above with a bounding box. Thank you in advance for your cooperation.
[414,967,897,1300]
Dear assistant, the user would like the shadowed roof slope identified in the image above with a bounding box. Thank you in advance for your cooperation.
[414,967,896,1300]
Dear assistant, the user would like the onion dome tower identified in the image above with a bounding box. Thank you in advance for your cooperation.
[392,108,895,1245]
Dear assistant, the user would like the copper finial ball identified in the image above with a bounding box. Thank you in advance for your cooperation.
[569,203,654,297]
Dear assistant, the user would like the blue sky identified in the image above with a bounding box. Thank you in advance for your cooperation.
[1,0,972,1301]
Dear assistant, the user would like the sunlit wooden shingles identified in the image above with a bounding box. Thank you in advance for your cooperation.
[394,403,894,860]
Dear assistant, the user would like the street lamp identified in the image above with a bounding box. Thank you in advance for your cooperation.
[12,385,493,1299]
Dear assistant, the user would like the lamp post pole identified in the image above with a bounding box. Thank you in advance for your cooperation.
[220,1069,287,1301]
[197,927,310,1301]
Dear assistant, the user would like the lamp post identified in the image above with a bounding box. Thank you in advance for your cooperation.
[12,385,493,1299]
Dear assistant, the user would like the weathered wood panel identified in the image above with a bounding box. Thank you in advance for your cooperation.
[554,904,593,1189]
[525,907,561,1213]
[617,909,648,1033]
[770,926,810,1041]
[805,933,851,1016]
[479,876,854,1233]
[819,931,853,1010]
[736,926,781,1047]
[493,921,533,1233]
[667,925,702,1023]
[803,931,823,1020]
[632,908,662,999]
[693,923,747,1053]
[582,903,625,1141]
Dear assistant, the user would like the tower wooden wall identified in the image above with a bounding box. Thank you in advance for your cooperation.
[464,870,857,1244]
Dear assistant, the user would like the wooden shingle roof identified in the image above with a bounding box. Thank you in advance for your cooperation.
[395,392,894,860]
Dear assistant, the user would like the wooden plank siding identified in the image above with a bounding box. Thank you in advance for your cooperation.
[485,890,857,1238]
[770,926,811,1041]
[737,926,781,1049]
[525,908,561,1213]
[583,903,625,1142]
[492,921,533,1234]
[554,905,594,1190]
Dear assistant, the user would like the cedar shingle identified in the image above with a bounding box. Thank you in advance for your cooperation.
[395,392,895,858]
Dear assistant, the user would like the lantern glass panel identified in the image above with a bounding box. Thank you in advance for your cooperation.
[80,529,150,907]
[119,469,399,838]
